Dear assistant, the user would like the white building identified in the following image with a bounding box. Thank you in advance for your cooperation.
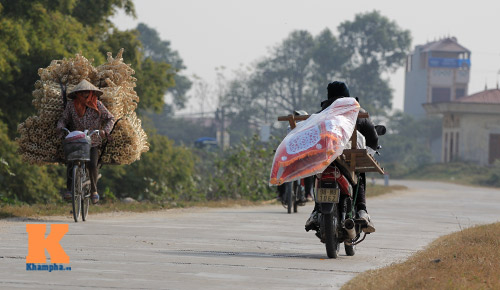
[423,89,500,165]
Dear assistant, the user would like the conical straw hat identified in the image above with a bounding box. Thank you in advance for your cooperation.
[67,79,103,99]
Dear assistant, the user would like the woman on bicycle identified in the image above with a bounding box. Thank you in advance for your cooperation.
[57,79,115,204]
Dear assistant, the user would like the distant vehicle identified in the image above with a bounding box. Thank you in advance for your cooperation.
[194,137,218,150]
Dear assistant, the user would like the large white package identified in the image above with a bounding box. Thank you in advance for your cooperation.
[270,98,360,185]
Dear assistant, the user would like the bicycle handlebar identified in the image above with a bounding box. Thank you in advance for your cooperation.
[88,130,99,137]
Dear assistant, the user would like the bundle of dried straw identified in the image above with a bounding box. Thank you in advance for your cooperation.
[17,49,149,165]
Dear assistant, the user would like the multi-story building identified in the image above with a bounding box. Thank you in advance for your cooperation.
[404,37,471,118]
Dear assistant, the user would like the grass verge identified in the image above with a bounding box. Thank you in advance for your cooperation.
[0,185,406,219]
[342,222,500,290]
[366,184,407,198]
[393,162,500,188]
[0,199,274,219]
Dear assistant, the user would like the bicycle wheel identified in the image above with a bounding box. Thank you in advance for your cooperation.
[293,181,299,213]
[71,165,82,222]
[81,168,90,221]
[285,182,293,214]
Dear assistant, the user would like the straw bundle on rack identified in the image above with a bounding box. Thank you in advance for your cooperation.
[17,49,149,165]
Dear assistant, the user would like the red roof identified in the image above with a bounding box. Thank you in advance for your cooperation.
[456,89,500,104]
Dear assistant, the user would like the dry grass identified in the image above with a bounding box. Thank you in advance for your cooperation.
[0,199,274,219]
[342,222,500,290]
[366,184,407,198]
[0,185,405,219]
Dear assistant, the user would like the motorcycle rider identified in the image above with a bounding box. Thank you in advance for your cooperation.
[305,81,377,233]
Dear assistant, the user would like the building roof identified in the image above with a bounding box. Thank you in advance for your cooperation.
[455,89,500,104]
[421,37,470,53]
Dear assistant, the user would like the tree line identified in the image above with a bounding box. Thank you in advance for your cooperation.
[0,1,441,205]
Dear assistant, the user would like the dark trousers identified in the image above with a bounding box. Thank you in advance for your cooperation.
[66,147,99,193]
[277,176,314,199]
[303,176,314,197]
[355,173,367,212]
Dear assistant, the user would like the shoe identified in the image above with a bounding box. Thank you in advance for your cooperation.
[305,210,320,232]
[357,210,375,233]
[91,192,99,205]
[306,195,313,202]
[63,191,72,201]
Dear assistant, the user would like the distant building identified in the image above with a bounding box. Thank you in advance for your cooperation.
[423,89,500,165]
[404,37,471,118]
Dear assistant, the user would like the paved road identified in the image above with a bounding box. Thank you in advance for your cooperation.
[1,180,499,289]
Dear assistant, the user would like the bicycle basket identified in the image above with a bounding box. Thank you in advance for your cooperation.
[63,136,91,161]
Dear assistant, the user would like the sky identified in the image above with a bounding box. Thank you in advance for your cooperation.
[111,0,500,115]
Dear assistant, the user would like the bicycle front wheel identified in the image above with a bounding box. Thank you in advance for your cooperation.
[81,169,90,221]
[71,165,82,222]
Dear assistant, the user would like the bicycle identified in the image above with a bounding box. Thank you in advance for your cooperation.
[280,177,313,214]
[62,128,99,222]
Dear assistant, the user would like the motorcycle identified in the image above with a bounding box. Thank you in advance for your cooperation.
[306,126,386,258]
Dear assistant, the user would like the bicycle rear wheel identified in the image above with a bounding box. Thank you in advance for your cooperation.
[293,181,300,213]
[71,165,82,222]
[285,182,293,214]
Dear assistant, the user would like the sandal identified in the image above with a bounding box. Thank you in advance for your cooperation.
[91,192,100,204]
[63,191,72,201]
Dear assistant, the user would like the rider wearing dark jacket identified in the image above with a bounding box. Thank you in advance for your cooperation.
[320,81,379,150]
[306,81,376,233]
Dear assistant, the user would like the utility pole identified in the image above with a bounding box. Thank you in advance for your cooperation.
[221,107,225,151]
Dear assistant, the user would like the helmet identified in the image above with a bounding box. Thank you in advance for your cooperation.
[327,81,350,99]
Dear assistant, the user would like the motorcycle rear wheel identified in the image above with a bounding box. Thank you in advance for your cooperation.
[323,210,340,258]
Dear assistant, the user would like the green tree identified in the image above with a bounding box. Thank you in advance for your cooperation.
[196,135,276,201]
[222,12,411,143]
[100,134,198,201]
[338,10,411,115]
[0,119,64,204]
[377,112,440,176]
[136,23,192,111]
[0,1,192,205]
[0,0,135,135]
[310,28,351,99]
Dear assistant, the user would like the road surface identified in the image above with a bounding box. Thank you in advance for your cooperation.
[1,180,499,289]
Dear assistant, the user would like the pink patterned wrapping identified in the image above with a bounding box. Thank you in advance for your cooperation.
[269,98,360,185]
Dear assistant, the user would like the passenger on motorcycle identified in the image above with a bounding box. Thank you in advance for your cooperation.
[57,80,115,204]
[305,81,378,233]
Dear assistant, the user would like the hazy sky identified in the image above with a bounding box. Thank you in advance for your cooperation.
[112,0,500,114]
